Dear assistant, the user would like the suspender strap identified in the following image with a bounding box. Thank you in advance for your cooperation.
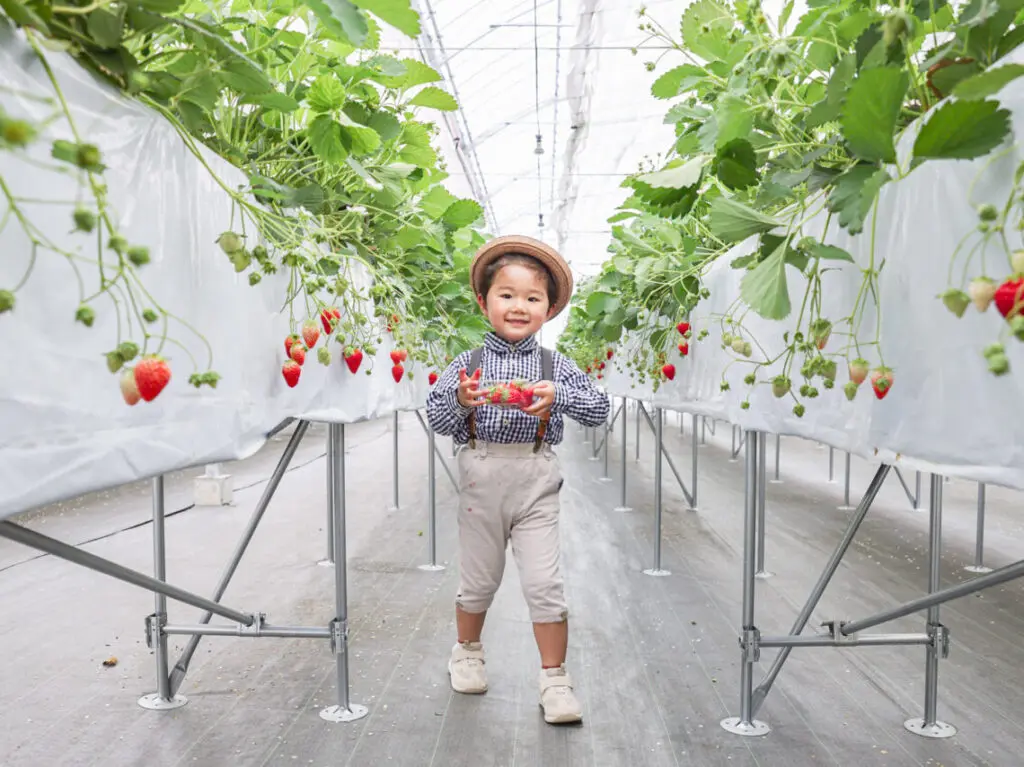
[466,346,554,451]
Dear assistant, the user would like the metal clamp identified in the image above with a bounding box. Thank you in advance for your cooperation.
[237,612,266,637]
[739,627,761,663]
[820,618,854,643]
[144,612,166,650]
[329,618,348,656]
[929,622,951,658]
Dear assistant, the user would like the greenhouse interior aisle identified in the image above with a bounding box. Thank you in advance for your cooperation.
[1,412,1022,767]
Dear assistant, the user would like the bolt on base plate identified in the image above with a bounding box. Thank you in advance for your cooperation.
[720,716,770,736]
[903,718,956,739]
[964,564,993,574]
[418,563,446,572]
[320,703,369,723]
[138,693,188,711]
[316,559,334,568]
[613,505,632,513]
[755,570,775,580]
[643,568,671,577]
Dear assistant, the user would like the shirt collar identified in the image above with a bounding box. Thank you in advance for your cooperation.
[484,332,538,355]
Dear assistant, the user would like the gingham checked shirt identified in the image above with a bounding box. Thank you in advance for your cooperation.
[426,332,610,446]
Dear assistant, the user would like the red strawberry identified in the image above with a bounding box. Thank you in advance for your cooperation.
[282,360,301,388]
[662,363,676,381]
[399,349,408,362]
[120,369,141,406]
[302,322,320,349]
[597,373,603,379]
[994,278,1024,319]
[491,388,503,403]
[134,356,171,402]
[849,358,869,385]
[678,342,689,356]
[870,367,893,399]
[598,362,605,370]
[390,350,402,365]
[290,344,306,365]
[428,372,438,386]
[677,321,690,335]
[320,307,341,334]
[343,348,363,374]
[586,366,592,373]
[391,364,404,383]
[606,348,613,359]
[285,334,300,354]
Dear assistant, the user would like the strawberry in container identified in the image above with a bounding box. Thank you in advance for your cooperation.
[478,378,539,409]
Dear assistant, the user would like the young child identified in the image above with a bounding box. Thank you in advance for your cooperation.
[425,234,609,725]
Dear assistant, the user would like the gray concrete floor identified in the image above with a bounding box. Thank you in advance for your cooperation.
[0,408,1022,767]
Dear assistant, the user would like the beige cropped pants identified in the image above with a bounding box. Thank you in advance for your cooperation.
[454,441,568,623]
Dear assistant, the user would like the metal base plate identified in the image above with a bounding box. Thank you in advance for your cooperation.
[754,570,775,580]
[613,505,632,513]
[320,703,369,723]
[598,476,614,483]
[769,479,783,485]
[643,568,671,577]
[837,505,855,511]
[418,563,446,572]
[138,693,188,711]
[903,718,956,739]
[720,716,770,737]
[965,564,993,574]
[316,558,335,568]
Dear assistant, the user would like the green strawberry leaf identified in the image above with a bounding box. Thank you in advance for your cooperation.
[350,0,420,37]
[635,155,708,189]
[713,138,759,190]
[740,237,791,320]
[840,66,908,163]
[307,115,348,163]
[826,165,891,234]
[650,64,708,99]
[912,99,1012,160]
[408,86,458,111]
[305,0,369,46]
[442,199,483,229]
[707,197,781,243]
[307,74,347,111]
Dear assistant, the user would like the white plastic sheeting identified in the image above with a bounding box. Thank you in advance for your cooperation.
[0,31,432,519]
[601,77,1024,492]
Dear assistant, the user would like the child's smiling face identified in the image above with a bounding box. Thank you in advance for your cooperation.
[478,263,554,343]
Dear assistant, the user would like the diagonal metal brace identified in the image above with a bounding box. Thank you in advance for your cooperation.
[414,411,458,492]
[637,403,694,507]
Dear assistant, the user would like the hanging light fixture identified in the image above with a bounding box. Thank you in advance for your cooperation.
[538,213,545,229]
[534,133,544,155]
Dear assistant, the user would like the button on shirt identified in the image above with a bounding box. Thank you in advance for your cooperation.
[426,332,610,445]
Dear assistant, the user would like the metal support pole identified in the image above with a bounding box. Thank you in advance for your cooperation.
[915,472,922,510]
[419,424,445,572]
[828,446,834,482]
[320,424,369,723]
[170,421,310,695]
[750,465,891,714]
[615,397,631,512]
[966,484,992,574]
[755,433,773,579]
[635,400,641,461]
[731,425,738,461]
[599,404,613,481]
[770,434,782,483]
[389,411,400,511]
[320,426,336,567]
[904,475,956,739]
[414,411,458,493]
[721,430,769,737]
[643,407,670,577]
[0,522,256,624]
[138,477,187,711]
[839,452,853,509]
[639,404,693,507]
[689,413,698,512]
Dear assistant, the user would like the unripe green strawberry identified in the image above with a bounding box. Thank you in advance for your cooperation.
[977,203,999,222]
[2,119,36,147]
[248,272,262,286]
[117,341,139,361]
[143,308,159,323]
[969,277,996,311]
[106,350,124,373]
[793,403,806,417]
[217,231,245,254]
[73,207,96,233]
[253,245,268,260]
[731,338,744,354]
[772,376,790,398]
[844,381,858,401]
[941,288,969,318]
[230,250,252,272]
[75,305,95,327]
[0,289,14,313]
[988,352,1010,376]
[127,245,150,266]
[318,347,331,365]
[983,341,1005,359]
[75,143,102,171]
[1011,315,1024,341]
[108,234,128,254]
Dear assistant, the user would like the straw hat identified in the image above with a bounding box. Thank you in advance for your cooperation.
[470,235,574,317]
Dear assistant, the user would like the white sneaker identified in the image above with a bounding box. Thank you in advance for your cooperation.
[539,666,583,724]
[448,641,488,694]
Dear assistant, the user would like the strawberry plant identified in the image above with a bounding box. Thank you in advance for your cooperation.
[1,0,491,402]
[559,0,1024,414]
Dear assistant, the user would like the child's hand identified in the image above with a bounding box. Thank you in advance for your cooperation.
[523,380,556,417]
[457,368,485,408]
